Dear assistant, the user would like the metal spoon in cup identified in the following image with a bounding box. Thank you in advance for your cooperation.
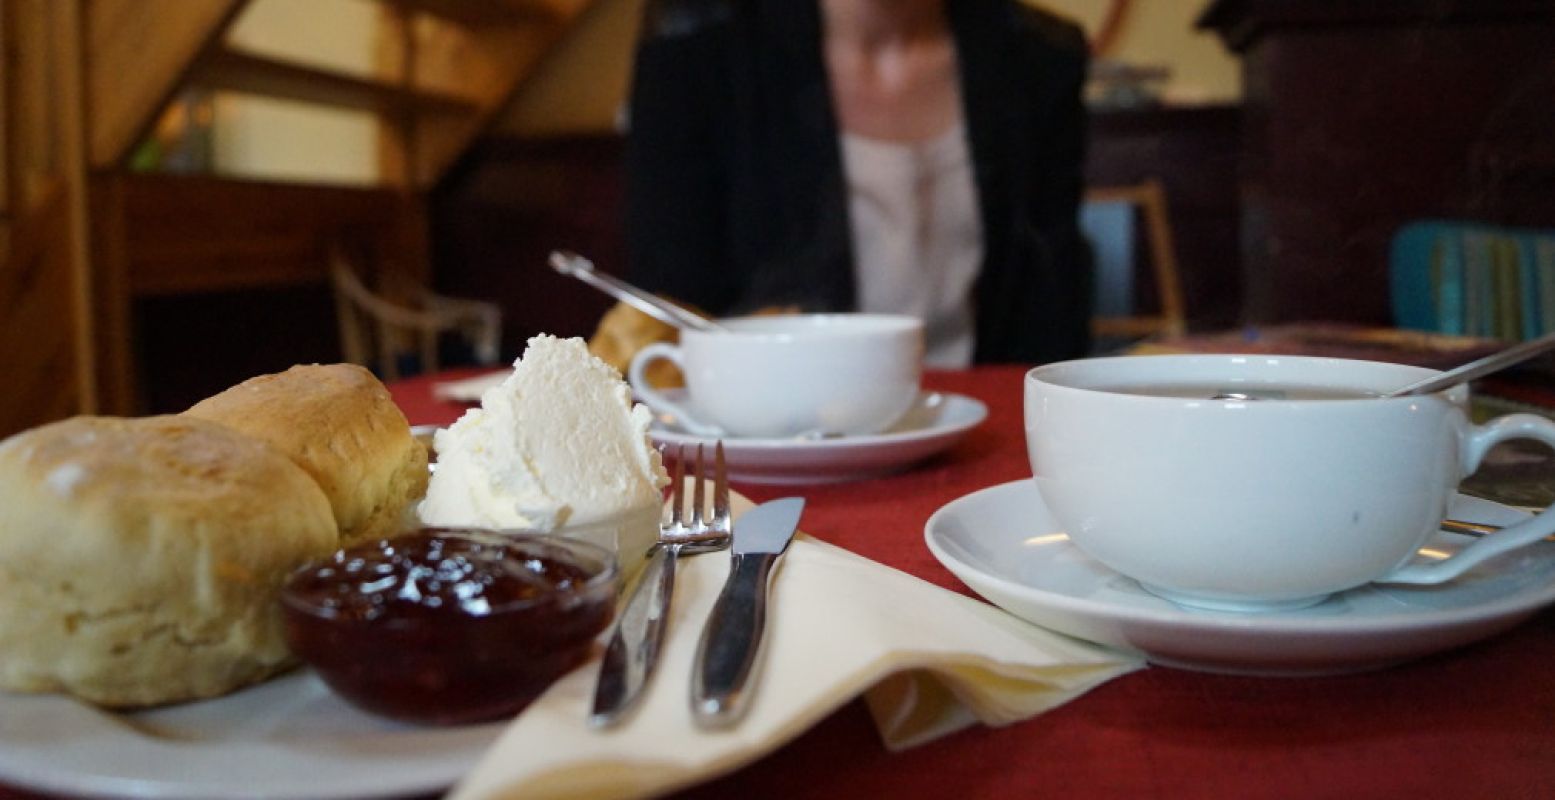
[1212,330,1555,401]
[1386,331,1555,397]
[548,250,727,333]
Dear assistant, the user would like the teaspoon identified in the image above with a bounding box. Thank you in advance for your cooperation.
[548,250,727,333]
[1386,330,1555,397]
[1212,330,1555,401]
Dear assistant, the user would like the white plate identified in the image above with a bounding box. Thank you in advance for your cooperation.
[925,480,1555,676]
[0,670,504,799]
[651,391,987,484]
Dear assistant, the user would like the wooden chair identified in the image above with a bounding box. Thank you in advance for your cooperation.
[330,247,502,381]
[1082,179,1187,343]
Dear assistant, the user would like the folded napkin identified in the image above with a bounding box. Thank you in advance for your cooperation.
[433,371,511,404]
[448,493,1141,800]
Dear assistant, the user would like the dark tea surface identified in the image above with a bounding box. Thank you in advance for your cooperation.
[1092,383,1383,401]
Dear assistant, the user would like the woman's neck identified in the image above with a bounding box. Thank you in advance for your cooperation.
[821,0,960,142]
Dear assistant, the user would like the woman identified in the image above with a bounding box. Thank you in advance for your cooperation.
[625,0,1093,366]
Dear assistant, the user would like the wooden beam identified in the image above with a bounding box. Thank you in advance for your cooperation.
[193,46,483,117]
[0,0,9,223]
[1,0,97,426]
[406,0,592,187]
[55,0,98,413]
[84,0,244,168]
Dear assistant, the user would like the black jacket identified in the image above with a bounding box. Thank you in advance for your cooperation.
[625,0,1093,364]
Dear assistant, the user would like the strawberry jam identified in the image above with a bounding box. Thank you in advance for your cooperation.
[281,528,617,725]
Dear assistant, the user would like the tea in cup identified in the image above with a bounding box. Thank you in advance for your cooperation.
[628,313,923,439]
[1024,354,1555,612]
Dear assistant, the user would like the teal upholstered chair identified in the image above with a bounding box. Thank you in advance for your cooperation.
[1390,220,1555,341]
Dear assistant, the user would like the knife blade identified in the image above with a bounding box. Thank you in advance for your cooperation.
[690,496,805,728]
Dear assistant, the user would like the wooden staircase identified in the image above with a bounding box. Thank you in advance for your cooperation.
[2,0,597,434]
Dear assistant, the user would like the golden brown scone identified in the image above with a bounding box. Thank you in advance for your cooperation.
[185,363,427,546]
[587,300,801,389]
[588,300,685,388]
[0,416,338,707]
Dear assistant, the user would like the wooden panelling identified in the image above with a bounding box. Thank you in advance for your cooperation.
[108,174,405,293]
[2,0,95,430]
[89,174,135,416]
[88,173,421,413]
[430,135,626,356]
[1087,105,1243,329]
[8,0,59,208]
[1202,0,1555,325]
[381,0,562,28]
[0,1,8,220]
[0,183,78,437]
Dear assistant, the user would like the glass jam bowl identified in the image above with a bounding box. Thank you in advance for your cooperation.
[280,528,618,725]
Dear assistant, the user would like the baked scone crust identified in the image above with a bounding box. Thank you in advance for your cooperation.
[185,363,428,545]
[0,416,338,707]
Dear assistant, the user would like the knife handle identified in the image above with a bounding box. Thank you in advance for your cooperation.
[589,543,678,727]
[692,551,779,728]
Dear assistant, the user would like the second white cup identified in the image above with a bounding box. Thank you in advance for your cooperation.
[628,313,923,439]
[1024,354,1555,612]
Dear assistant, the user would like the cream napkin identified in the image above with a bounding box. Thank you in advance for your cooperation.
[433,371,511,403]
[447,494,1141,800]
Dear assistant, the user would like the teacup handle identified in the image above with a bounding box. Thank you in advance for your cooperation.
[1381,413,1555,585]
[627,343,726,436]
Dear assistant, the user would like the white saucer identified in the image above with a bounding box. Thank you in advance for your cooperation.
[651,391,987,484]
[0,670,503,799]
[925,480,1555,676]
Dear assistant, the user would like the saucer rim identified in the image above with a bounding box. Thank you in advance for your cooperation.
[648,391,988,451]
[924,479,1555,638]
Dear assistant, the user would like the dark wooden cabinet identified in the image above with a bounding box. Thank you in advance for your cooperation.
[431,137,629,360]
[1201,0,1555,325]
[1086,105,1242,330]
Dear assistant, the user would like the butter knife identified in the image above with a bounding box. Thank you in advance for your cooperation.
[691,496,805,728]
[588,544,675,728]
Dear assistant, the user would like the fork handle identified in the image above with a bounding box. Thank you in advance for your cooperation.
[589,543,680,727]
[691,552,778,728]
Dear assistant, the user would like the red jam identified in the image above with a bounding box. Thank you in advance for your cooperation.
[281,528,617,725]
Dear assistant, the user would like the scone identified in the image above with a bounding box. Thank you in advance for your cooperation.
[0,416,338,707]
[185,363,428,546]
[588,300,684,388]
[586,300,799,389]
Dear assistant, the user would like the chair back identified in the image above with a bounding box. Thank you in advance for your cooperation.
[1390,220,1555,341]
[1081,179,1186,346]
[330,246,502,380]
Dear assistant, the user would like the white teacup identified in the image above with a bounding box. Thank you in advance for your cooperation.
[628,313,923,439]
[1024,354,1555,612]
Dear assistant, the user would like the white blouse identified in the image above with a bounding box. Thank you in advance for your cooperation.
[839,123,983,368]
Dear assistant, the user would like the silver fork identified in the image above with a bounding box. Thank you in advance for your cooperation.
[589,442,731,727]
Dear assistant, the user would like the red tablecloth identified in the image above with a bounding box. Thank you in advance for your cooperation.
[6,367,1551,800]
[389,366,1555,799]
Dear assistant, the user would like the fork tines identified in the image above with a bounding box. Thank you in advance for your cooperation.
[663,442,730,544]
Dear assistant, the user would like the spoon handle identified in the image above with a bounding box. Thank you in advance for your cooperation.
[1442,518,1555,543]
[1387,331,1555,397]
[548,250,724,333]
